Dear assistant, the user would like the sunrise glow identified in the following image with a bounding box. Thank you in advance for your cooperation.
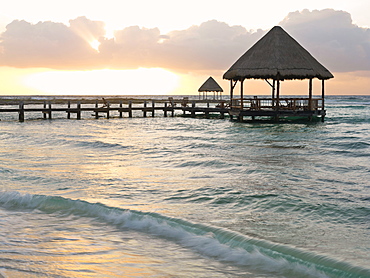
[90,40,100,51]
[23,68,180,95]
[1,1,370,96]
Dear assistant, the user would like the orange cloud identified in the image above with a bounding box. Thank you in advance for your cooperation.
[0,18,102,69]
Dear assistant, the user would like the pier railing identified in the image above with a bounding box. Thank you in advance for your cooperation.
[0,98,228,122]
[230,97,324,111]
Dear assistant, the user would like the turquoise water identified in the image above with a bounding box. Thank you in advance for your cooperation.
[0,96,369,277]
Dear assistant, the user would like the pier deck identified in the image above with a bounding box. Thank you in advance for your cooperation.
[0,97,325,122]
[0,98,228,122]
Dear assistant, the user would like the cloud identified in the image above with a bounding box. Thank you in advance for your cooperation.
[1,10,370,73]
[279,9,370,72]
[0,17,103,69]
[100,20,266,71]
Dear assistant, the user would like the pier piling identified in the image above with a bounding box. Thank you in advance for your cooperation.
[19,102,24,122]
[2,98,229,122]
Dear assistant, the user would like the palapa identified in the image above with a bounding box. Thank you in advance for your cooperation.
[223,26,333,81]
[198,77,223,92]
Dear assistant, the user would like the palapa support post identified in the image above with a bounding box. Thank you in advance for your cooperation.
[229,80,237,109]
[128,101,132,118]
[321,79,325,122]
[308,78,313,111]
[276,79,280,110]
[275,79,280,122]
[240,79,244,111]
[230,80,234,102]
[272,79,276,108]
[19,102,24,122]
[308,78,313,121]
[77,102,81,120]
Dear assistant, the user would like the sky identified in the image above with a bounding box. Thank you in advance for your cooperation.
[1,0,370,96]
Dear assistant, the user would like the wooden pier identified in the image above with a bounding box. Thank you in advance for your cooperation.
[0,98,229,122]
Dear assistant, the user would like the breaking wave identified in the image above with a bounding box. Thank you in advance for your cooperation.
[1,191,369,278]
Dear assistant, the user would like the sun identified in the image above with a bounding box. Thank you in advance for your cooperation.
[90,40,101,51]
[22,68,180,95]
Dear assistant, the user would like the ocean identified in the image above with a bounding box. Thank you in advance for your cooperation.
[0,95,369,277]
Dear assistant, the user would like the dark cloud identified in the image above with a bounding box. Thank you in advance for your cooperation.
[0,10,369,73]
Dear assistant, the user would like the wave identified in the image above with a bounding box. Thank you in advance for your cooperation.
[1,191,369,278]
[74,140,131,150]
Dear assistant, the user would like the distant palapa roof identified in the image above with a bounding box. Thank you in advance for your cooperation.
[198,77,223,92]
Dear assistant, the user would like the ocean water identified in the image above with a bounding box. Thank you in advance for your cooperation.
[0,95,369,277]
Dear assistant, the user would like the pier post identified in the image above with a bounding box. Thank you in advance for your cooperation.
[119,101,123,118]
[48,102,52,119]
[77,102,81,120]
[191,101,196,118]
[19,102,24,122]
[164,102,168,117]
[128,101,132,118]
[143,101,147,117]
[67,101,71,119]
[106,102,110,119]
[43,101,47,119]
[95,100,99,119]
[152,100,155,117]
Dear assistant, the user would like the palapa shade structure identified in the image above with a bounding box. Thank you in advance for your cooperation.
[223,26,333,112]
[198,76,223,100]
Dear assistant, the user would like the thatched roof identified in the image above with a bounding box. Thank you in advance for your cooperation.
[223,26,334,81]
[198,77,223,92]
